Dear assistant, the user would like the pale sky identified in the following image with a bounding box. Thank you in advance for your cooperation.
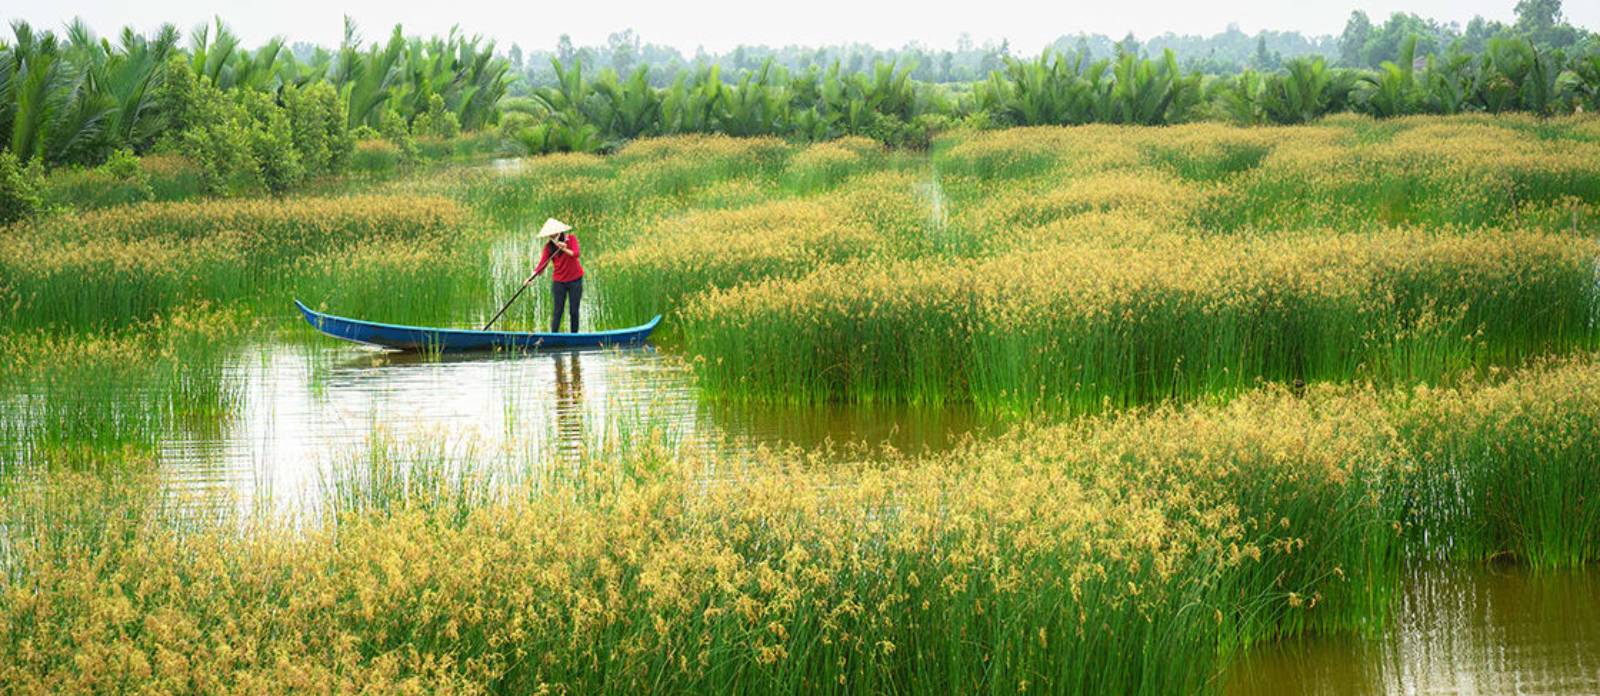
[2,0,1595,55]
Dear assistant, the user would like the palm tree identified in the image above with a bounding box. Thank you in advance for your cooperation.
[187,17,239,87]
[1218,69,1267,125]
[101,25,180,148]
[1559,53,1600,111]
[334,19,406,129]
[1261,56,1334,124]
[1101,49,1198,125]
[592,65,661,138]
[1356,35,1419,118]
[660,66,721,134]
[226,37,288,91]
[1477,38,1561,115]
[1420,50,1476,115]
[449,35,509,131]
[716,60,787,136]
[5,22,69,162]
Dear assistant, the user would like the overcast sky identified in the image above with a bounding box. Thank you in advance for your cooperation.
[2,0,1595,54]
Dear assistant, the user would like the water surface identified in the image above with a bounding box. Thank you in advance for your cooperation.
[151,329,988,513]
[1226,566,1600,695]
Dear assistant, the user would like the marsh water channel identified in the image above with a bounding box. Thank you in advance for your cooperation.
[1227,566,1600,694]
[149,316,990,515]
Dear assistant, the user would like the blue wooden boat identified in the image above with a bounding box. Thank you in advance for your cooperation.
[295,300,662,352]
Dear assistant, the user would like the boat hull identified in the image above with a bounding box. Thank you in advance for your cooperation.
[295,300,661,352]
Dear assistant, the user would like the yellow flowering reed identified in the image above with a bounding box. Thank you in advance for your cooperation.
[684,228,1597,410]
[0,195,466,329]
[570,116,1600,407]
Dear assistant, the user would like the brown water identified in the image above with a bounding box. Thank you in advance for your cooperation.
[1226,566,1600,695]
[154,337,990,512]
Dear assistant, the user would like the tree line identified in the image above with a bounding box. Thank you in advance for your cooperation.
[504,37,1599,154]
[505,0,1594,88]
[1,17,507,193]
[2,8,1599,173]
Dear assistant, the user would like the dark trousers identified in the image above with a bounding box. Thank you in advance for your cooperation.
[551,278,583,333]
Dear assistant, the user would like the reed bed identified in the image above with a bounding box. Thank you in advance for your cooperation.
[0,304,250,470]
[685,228,1598,411]
[38,154,207,211]
[780,137,886,193]
[535,116,1600,407]
[943,170,1213,244]
[0,194,468,329]
[599,171,929,329]
[932,118,1600,236]
[1193,119,1600,232]
[612,135,790,202]
[2,357,1596,693]
[1396,360,1600,569]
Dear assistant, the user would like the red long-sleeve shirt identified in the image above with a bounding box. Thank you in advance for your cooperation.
[534,234,584,282]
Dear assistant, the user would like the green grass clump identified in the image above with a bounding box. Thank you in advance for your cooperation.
[0,305,247,471]
[1397,360,1600,569]
[1141,139,1273,181]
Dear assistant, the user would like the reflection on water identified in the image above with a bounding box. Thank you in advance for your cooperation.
[708,400,991,455]
[490,157,525,175]
[153,339,987,512]
[157,343,699,511]
[551,350,585,464]
[1226,566,1600,695]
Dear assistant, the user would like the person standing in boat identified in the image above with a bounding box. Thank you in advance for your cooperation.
[529,218,584,333]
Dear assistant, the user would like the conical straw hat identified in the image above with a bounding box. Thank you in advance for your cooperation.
[538,218,573,238]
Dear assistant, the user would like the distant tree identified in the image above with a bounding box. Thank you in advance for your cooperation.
[1252,35,1282,70]
[1118,32,1140,57]
[1339,11,1373,66]
[556,34,575,64]
[1515,0,1579,49]
[1458,16,1508,55]
[608,29,640,74]
[508,43,523,70]
[1514,0,1562,36]
[978,40,1008,76]
[1363,13,1445,67]
[1216,23,1252,66]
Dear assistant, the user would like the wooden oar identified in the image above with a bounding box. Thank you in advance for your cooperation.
[483,274,537,330]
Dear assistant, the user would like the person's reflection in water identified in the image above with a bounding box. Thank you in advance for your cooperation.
[552,351,585,464]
